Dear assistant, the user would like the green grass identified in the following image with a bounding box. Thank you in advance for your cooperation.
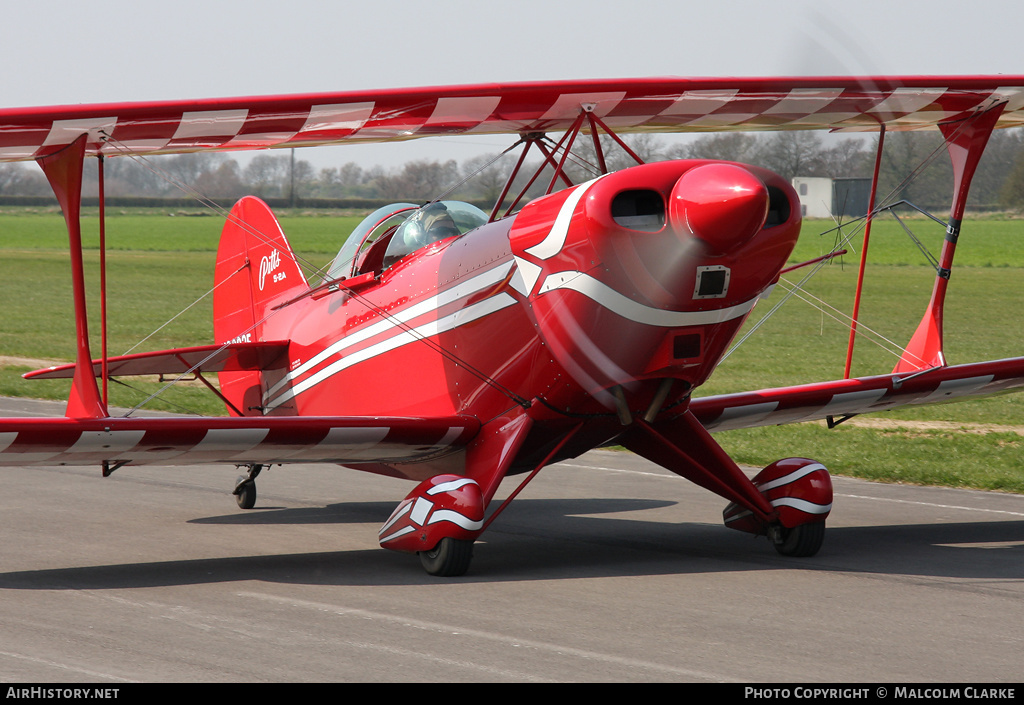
[0,366,228,417]
[794,216,1024,268]
[1,209,1023,491]
[0,208,363,255]
[714,424,1024,494]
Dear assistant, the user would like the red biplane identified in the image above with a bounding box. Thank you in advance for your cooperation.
[2,77,1024,575]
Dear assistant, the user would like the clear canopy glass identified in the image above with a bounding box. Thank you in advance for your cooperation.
[328,201,488,280]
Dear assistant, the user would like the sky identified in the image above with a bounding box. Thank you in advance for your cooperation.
[4,0,1024,169]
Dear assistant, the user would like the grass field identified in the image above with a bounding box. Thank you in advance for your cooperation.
[1,207,1023,491]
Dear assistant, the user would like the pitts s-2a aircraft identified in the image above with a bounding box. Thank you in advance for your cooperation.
[2,77,1024,575]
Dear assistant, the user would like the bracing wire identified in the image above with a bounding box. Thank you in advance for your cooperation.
[773,278,925,366]
[719,106,998,367]
[100,134,532,414]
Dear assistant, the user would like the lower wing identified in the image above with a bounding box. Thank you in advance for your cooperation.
[691,357,1024,432]
[0,415,479,468]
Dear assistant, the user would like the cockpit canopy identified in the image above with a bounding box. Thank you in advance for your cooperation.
[328,201,488,280]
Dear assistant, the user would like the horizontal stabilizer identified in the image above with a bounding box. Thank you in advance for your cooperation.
[692,357,1024,432]
[23,341,290,380]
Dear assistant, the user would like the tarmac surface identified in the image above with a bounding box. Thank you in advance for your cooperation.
[1,397,1023,682]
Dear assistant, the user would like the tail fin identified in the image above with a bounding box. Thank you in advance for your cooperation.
[213,196,306,415]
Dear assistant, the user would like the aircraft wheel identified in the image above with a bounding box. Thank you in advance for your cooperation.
[235,476,257,510]
[773,521,825,557]
[418,537,473,577]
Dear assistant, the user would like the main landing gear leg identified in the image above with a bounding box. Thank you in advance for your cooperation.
[621,414,833,558]
[233,463,264,510]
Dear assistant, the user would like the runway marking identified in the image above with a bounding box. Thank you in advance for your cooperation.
[239,591,739,682]
[0,649,140,682]
[557,462,673,479]
[559,460,1024,516]
[839,494,1024,518]
[934,541,1024,549]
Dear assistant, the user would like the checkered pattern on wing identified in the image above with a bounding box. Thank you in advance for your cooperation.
[2,78,1024,161]
[0,416,478,466]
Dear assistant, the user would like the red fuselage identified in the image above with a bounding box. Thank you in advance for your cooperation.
[244,160,801,475]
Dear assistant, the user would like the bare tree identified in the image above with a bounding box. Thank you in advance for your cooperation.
[1000,143,1024,209]
[816,137,872,178]
[193,159,247,199]
[876,132,952,207]
[243,154,291,198]
[0,163,28,193]
[754,131,825,181]
[159,153,231,191]
[562,133,664,181]
[0,163,48,196]
[373,160,459,201]
[459,153,515,202]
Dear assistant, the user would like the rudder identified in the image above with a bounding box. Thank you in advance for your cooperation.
[213,196,306,415]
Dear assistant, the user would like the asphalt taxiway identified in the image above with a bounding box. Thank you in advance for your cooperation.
[1,398,1022,682]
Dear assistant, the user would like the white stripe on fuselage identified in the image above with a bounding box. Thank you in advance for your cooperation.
[538,270,762,327]
[264,260,515,402]
[524,176,604,261]
[264,291,517,411]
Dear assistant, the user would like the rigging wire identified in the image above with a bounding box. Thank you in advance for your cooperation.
[120,263,247,356]
[773,278,925,365]
[99,134,532,414]
[99,133,330,279]
[719,106,996,367]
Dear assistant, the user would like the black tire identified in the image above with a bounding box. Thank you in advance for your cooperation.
[235,478,257,510]
[418,537,474,577]
[774,521,825,557]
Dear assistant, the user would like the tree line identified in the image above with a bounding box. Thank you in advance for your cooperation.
[2,128,1023,211]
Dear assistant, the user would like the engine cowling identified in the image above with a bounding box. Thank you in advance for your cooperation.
[507,160,801,411]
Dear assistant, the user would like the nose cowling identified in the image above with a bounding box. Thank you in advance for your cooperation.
[507,160,800,413]
[668,163,770,256]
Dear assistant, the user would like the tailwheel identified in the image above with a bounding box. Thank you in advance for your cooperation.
[418,537,474,577]
[233,463,264,510]
[772,521,825,557]
[234,476,257,509]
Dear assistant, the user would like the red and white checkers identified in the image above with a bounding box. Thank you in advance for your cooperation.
[0,416,479,467]
[3,77,1024,161]
[692,356,1024,432]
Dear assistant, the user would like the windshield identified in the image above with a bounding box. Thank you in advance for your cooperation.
[328,202,417,280]
[382,201,487,268]
[328,201,488,280]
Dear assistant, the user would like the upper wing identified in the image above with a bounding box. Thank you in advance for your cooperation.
[691,357,1024,432]
[3,76,1024,162]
